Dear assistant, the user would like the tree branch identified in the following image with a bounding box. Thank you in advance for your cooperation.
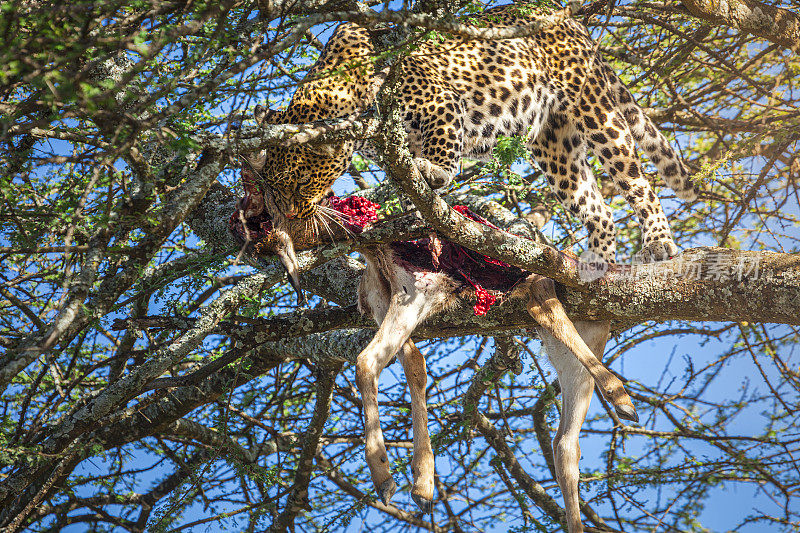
[680,0,800,52]
[268,363,340,532]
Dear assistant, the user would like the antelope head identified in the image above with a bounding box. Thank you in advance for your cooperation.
[229,187,379,305]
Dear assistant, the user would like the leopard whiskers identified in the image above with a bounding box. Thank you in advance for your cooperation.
[311,215,331,244]
[314,208,340,242]
[310,215,321,241]
[317,205,355,239]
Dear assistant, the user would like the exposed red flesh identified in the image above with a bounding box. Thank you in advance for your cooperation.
[230,187,520,315]
[328,195,379,233]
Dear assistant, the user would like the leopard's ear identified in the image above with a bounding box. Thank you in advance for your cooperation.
[254,104,283,125]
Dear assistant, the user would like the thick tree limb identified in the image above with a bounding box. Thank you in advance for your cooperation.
[680,0,800,52]
[190,180,800,337]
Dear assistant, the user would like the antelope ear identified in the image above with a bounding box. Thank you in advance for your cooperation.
[318,144,338,156]
[254,104,283,125]
[309,143,341,157]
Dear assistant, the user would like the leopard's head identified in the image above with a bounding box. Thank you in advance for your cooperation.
[243,104,352,221]
[239,104,353,305]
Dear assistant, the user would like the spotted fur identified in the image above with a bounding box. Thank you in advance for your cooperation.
[243,4,697,262]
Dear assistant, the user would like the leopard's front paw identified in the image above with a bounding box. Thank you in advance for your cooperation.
[413,158,453,189]
[635,239,679,263]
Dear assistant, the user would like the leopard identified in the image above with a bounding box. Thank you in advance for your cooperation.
[240,2,698,281]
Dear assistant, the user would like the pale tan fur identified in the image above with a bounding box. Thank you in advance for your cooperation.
[238,201,635,531]
[355,244,636,532]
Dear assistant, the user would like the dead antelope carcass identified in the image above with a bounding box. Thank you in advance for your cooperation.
[230,196,637,533]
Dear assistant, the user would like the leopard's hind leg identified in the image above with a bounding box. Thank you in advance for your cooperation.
[530,113,617,263]
[603,65,698,202]
[574,66,679,261]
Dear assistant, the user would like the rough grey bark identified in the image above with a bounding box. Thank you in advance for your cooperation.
[188,171,800,338]
[680,0,800,51]
[4,3,799,530]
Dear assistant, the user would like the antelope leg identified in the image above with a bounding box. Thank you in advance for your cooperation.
[398,339,435,513]
[355,291,429,505]
[539,321,601,533]
[526,276,636,422]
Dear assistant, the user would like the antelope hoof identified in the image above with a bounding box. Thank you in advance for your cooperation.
[377,477,397,506]
[412,493,434,514]
[616,403,639,423]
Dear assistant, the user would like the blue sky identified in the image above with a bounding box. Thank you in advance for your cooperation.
[14,2,800,531]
